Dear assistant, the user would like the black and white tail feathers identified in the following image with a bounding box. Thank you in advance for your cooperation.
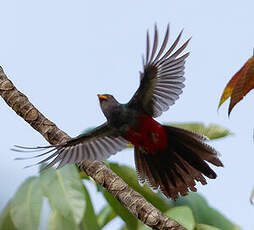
[134,125,223,200]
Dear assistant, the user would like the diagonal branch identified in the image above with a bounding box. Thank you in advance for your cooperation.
[0,66,185,230]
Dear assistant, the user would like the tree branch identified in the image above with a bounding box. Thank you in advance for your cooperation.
[0,66,185,230]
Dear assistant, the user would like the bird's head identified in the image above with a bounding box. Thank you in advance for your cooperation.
[97,94,120,120]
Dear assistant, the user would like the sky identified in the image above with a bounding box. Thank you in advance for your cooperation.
[1,0,254,229]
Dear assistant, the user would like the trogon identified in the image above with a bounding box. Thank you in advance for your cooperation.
[17,25,223,200]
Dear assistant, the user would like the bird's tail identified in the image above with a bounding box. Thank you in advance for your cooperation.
[134,125,223,200]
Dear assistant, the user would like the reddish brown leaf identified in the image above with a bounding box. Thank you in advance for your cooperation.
[218,67,244,108]
[218,56,254,115]
[229,56,254,115]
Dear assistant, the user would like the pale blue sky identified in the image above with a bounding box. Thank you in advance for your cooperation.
[1,1,254,229]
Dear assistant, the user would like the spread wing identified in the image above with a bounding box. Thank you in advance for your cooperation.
[128,24,190,117]
[14,123,128,169]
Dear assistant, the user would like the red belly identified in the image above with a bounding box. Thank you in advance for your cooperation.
[125,115,167,154]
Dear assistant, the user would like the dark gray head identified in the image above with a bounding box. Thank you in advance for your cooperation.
[97,94,120,120]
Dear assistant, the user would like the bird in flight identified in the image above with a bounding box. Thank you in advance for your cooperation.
[16,25,223,200]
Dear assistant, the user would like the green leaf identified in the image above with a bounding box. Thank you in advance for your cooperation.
[195,224,221,230]
[97,204,117,228]
[137,224,150,230]
[0,201,17,230]
[103,190,138,230]
[109,162,173,212]
[120,225,129,230]
[175,193,210,224]
[79,170,90,180]
[165,206,195,230]
[10,177,43,230]
[48,210,79,230]
[205,208,239,230]
[175,193,238,230]
[39,165,85,224]
[167,123,231,140]
[80,185,100,230]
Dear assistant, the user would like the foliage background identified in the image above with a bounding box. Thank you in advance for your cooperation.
[1,0,254,229]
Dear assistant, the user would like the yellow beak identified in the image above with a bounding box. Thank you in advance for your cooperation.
[97,94,108,101]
